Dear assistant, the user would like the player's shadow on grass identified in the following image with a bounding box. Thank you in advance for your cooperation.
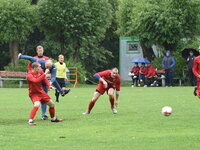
[0,119,28,126]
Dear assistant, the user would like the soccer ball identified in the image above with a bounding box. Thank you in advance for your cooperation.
[161,106,172,116]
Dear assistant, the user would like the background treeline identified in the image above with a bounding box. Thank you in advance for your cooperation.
[1,0,200,83]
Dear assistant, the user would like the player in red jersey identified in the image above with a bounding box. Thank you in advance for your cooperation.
[27,45,50,120]
[27,45,50,72]
[192,55,200,97]
[83,67,121,114]
[139,63,148,86]
[145,64,157,86]
[27,62,63,125]
[146,64,156,78]
[129,63,140,87]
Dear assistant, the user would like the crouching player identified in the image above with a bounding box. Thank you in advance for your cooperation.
[83,67,121,114]
[27,62,63,125]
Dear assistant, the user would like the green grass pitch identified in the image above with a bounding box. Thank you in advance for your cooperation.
[1,86,200,150]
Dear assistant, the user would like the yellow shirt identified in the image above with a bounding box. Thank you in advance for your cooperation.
[55,62,66,78]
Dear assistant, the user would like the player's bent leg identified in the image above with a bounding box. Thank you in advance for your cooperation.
[194,87,197,96]
[18,54,46,64]
[108,88,117,114]
[18,54,37,62]
[41,104,48,120]
[53,81,70,96]
[41,85,49,120]
[108,88,115,108]
[46,100,63,122]
[46,100,55,108]
[33,101,41,107]
[55,90,60,103]
[28,101,41,126]
[62,87,67,90]
[83,92,101,115]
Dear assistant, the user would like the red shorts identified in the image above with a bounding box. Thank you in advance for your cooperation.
[29,93,51,104]
[96,82,114,95]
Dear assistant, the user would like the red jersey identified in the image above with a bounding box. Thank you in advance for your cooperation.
[146,65,156,77]
[140,66,148,75]
[192,56,200,96]
[94,70,121,91]
[26,72,50,95]
[193,56,200,81]
[130,66,140,75]
[27,56,50,72]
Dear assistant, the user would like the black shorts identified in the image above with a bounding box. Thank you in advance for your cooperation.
[56,78,66,88]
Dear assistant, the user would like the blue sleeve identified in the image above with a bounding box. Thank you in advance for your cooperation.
[37,59,46,65]
[94,74,101,80]
[170,57,176,68]
[50,65,57,83]
[20,55,46,64]
[162,58,165,68]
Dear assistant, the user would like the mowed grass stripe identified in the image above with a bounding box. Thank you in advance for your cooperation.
[0,87,200,150]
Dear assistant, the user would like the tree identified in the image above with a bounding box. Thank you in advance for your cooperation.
[38,0,113,73]
[31,0,38,5]
[100,0,120,69]
[0,44,10,70]
[117,0,200,58]
[0,0,37,67]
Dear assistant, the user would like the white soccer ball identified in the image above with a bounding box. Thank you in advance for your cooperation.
[161,106,172,116]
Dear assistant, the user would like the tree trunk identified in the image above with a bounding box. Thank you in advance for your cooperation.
[9,40,19,68]
[72,42,80,62]
[31,0,38,5]
[60,30,65,54]
[140,39,155,61]
[73,47,79,62]
[60,41,65,54]
[163,42,177,51]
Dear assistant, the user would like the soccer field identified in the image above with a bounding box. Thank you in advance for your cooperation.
[0,86,200,150]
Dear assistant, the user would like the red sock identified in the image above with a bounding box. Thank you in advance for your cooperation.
[49,107,55,118]
[29,106,39,120]
[88,100,95,113]
[109,97,114,109]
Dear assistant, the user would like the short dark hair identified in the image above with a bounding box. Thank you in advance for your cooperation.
[111,67,118,71]
[32,62,40,69]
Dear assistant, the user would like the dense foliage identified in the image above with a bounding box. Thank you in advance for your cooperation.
[0,0,37,43]
[117,0,200,50]
[0,0,37,66]
[1,0,200,85]
[38,0,113,74]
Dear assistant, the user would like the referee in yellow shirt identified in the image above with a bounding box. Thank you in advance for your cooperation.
[55,54,70,102]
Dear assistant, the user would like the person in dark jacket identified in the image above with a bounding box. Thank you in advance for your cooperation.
[162,50,176,87]
[187,51,196,86]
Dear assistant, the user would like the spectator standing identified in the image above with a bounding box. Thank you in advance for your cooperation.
[162,50,176,87]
